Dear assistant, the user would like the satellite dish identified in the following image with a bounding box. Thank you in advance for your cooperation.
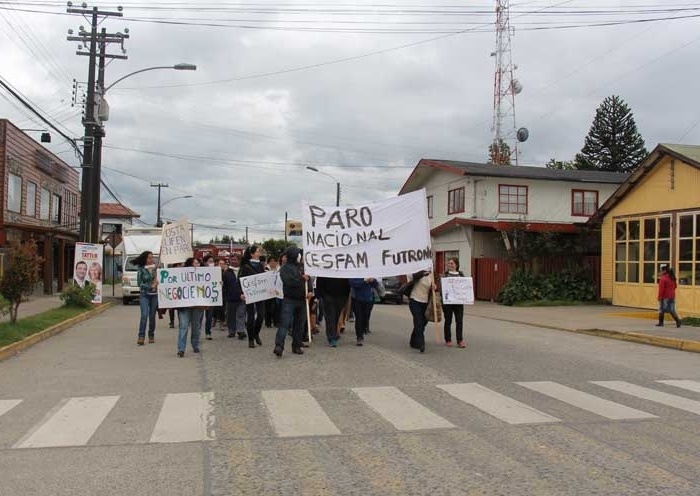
[517,127,529,142]
[511,79,523,94]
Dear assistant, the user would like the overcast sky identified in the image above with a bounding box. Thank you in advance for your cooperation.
[1,1,698,243]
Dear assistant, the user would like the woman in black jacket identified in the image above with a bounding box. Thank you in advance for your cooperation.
[240,245,265,348]
[222,253,246,339]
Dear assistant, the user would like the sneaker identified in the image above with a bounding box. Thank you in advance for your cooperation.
[206,334,212,341]
[457,341,466,348]
[356,338,364,347]
[329,339,338,348]
[445,341,453,347]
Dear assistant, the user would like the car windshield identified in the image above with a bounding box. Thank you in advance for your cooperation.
[382,276,401,287]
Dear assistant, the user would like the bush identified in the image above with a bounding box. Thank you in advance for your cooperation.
[498,268,596,306]
[60,284,97,308]
[0,239,43,323]
[0,295,10,318]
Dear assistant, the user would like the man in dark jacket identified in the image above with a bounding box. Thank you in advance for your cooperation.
[222,253,246,339]
[274,247,312,357]
[316,277,350,347]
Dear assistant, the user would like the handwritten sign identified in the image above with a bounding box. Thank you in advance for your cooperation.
[160,218,192,265]
[301,189,432,278]
[157,267,222,308]
[441,277,474,305]
[240,271,277,304]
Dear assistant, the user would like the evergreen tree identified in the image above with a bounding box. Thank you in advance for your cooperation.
[546,158,576,170]
[488,139,512,165]
[575,95,647,172]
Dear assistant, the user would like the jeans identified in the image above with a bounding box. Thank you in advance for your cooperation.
[226,301,246,335]
[246,301,265,342]
[659,299,681,321]
[443,304,464,342]
[177,308,203,353]
[275,298,306,351]
[138,293,158,339]
[351,299,372,340]
[204,309,213,335]
[409,298,428,349]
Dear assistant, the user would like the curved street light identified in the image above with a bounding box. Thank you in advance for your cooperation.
[306,166,340,206]
[158,195,193,227]
[104,63,197,93]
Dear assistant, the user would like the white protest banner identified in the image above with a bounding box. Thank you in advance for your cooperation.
[160,218,192,265]
[302,188,432,278]
[73,242,104,304]
[240,271,278,304]
[272,271,284,298]
[441,277,474,305]
[157,266,222,309]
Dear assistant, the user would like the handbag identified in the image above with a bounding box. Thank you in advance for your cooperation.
[399,280,415,297]
[425,290,442,323]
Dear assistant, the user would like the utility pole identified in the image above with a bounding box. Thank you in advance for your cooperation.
[151,183,169,227]
[67,4,127,243]
[245,226,249,245]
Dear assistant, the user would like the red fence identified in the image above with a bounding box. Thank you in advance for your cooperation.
[471,256,601,301]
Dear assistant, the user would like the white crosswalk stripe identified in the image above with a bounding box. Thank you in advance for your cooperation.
[592,381,700,416]
[262,389,341,437]
[14,396,119,449]
[353,386,454,431]
[438,383,560,425]
[150,392,215,443]
[0,399,22,418]
[517,381,656,420]
[657,380,700,394]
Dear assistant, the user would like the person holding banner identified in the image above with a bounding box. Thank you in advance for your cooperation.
[316,276,350,347]
[408,270,433,353]
[202,255,217,341]
[134,251,158,346]
[273,247,312,357]
[223,254,246,339]
[349,277,380,347]
[441,258,466,348]
[240,245,266,348]
[176,257,204,357]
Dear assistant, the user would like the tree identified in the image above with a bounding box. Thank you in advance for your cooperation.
[546,158,576,170]
[0,239,43,323]
[575,95,647,172]
[262,238,295,260]
[488,139,512,165]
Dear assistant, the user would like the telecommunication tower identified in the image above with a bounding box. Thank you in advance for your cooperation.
[491,0,528,165]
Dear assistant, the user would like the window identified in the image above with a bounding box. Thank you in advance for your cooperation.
[51,194,61,224]
[447,187,465,214]
[26,182,37,217]
[40,188,50,220]
[427,195,434,218]
[678,212,700,286]
[641,216,671,284]
[64,190,78,230]
[498,184,528,214]
[572,190,599,216]
[615,219,641,283]
[7,173,22,212]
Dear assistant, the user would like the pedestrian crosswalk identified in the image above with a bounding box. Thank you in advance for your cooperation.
[2,379,700,449]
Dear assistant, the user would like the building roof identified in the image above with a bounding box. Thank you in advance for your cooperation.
[99,203,140,218]
[399,159,629,194]
[590,143,700,223]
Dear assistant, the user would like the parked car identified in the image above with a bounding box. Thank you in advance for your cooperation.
[380,276,406,304]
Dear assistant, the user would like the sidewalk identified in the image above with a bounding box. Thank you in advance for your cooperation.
[464,302,700,353]
[0,295,63,323]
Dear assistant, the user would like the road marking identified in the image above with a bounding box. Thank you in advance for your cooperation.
[150,392,215,443]
[261,389,341,438]
[352,386,454,431]
[517,381,656,420]
[14,396,119,448]
[437,383,559,425]
[0,399,22,418]
[657,380,700,394]
[592,381,700,416]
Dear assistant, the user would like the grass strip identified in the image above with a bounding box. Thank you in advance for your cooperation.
[0,306,89,347]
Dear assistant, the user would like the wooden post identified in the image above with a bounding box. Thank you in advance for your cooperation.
[305,278,313,344]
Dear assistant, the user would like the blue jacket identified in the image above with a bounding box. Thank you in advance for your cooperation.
[349,278,378,303]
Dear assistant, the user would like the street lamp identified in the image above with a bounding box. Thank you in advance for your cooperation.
[158,195,193,227]
[306,166,340,207]
[80,63,197,243]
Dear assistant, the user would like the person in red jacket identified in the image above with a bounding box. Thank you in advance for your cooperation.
[656,265,682,328]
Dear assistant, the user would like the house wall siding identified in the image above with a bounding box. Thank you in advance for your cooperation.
[602,156,700,315]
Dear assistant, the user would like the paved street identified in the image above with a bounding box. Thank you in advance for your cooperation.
[1,303,700,495]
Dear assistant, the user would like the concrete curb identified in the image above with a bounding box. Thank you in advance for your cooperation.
[0,303,113,362]
[468,314,700,354]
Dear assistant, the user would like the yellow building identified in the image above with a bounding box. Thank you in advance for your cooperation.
[594,144,700,316]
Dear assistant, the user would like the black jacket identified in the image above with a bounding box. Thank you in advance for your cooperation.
[239,259,264,278]
[222,267,243,303]
[316,277,350,301]
[280,247,307,300]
